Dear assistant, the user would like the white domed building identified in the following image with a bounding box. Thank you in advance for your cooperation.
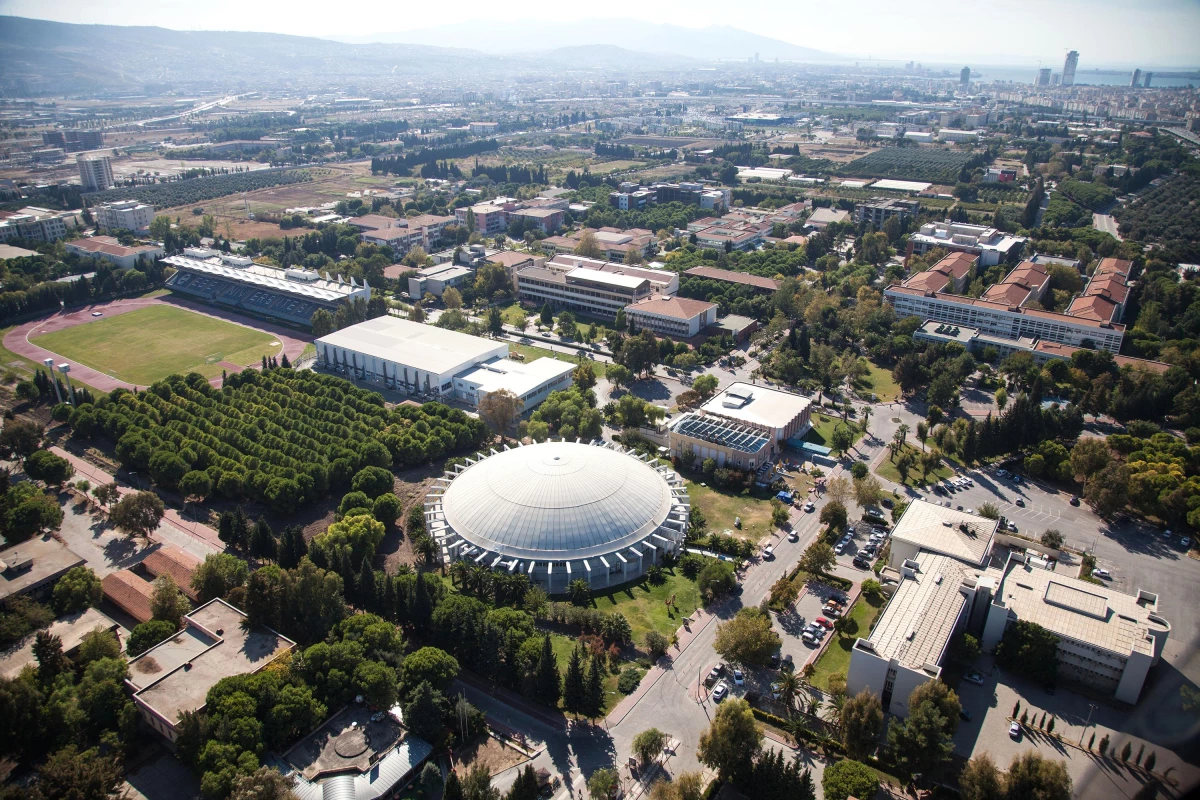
[425,440,690,593]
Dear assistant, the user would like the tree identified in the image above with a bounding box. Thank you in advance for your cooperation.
[575,231,602,259]
[229,767,299,800]
[33,630,71,685]
[821,759,878,800]
[150,574,190,628]
[0,419,41,459]
[958,753,1004,800]
[572,362,597,391]
[587,768,619,800]
[6,492,64,543]
[52,566,101,614]
[127,619,177,657]
[108,491,164,539]
[886,695,955,778]
[25,450,74,486]
[994,620,1060,685]
[567,578,591,607]
[539,303,553,327]
[1070,436,1110,491]
[351,466,394,499]
[853,476,883,508]
[562,645,586,717]
[713,607,780,667]
[841,689,883,760]
[250,516,277,562]
[819,501,848,532]
[461,763,499,800]
[644,630,669,659]
[1040,529,1065,550]
[29,745,124,800]
[696,559,736,601]
[632,728,667,764]
[692,374,719,399]
[403,681,445,744]
[442,287,463,309]
[1085,462,1130,517]
[353,660,398,709]
[771,499,789,529]
[825,477,851,507]
[444,771,465,800]
[1005,751,1072,800]
[697,698,761,784]
[402,646,460,694]
[977,502,1000,520]
[179,470,213,502]
[478,389,523,442]
[798,541,836,576]
[830,426,854,455]
[607,363,633,391]
[533,635,560,706]
[77,626,121,665]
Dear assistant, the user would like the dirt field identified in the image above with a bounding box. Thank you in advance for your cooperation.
[452,735,529,778]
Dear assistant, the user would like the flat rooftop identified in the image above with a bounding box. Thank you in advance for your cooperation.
[700,382,810,433]
[127,599,295,728]
[998,557,1167,658]
[672,412,770,454]
[890,499,997,567]
[566,267,648,290]
[316,316,507,375]
[456,356,574,399]
[0,535,86,602]
[0,607,118,679]
[866,551,973,669]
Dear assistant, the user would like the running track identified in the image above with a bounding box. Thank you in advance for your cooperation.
[4,295,313,392]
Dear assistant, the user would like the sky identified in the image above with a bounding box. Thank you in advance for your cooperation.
[1,0,1198,66]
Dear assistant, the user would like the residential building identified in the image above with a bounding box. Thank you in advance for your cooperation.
[407,263,474,299]
[43,129,104,152]
[95,200,155,233]
[854,198,920,227]
[164,254,370,326]
[1037,68,1053,87]
[65,236,164,269]
[682,266,781,294]
[981,552,1169,704]
[0,208,72,243]
[1063,51,1079,86]
[0,536,86,604]
[126,599,296,742]
[903,252,979,294]
[960,66,971,87]
[805,208,850,230]
[907,221,1027,267]
[515,265,652,318]
[455,203,508,235]
[885,284,1125,352]
[77,154,114,191]
[541,254,678,295]
[625,296,718,338]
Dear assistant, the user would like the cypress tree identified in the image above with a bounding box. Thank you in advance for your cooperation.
[382,576,397,621]
[357,560,376,611]
[534,635,560,706]
[218,511,235,545]
[584,653,605,721]
[443,770,464,800]
[339,551,356,602]
[410,572,432,632]
[562,645,585,717]
[232,506,249,550]
[281,353,291,368]
[250,517,276,562]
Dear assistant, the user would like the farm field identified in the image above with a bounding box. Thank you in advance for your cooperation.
[30,305,282,385]
[838,147,976,184]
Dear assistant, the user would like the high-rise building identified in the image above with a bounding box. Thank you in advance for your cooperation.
[1062,50,1079,86]
[960,66,970,87]
[1036,68,1052,87]
[77,154,114,192]
[1143,71,1154,88]
[1131,69,1143,88]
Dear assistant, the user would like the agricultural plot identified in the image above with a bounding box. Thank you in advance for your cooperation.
[83,167,313,209]
[30,305,281,385]
[839,148,976,184]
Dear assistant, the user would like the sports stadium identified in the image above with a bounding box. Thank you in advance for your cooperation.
[163,251,370,325]
[425,440,690,593]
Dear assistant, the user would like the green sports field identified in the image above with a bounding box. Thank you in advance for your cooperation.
[31,305,282,386]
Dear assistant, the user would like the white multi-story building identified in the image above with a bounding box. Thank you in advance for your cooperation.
[77,154,114,191]
[624,296,717,338]
[515,265,652,318]
[884,284,1125,352]
[95,200,155,233]
[0,208,72,243]
[906,221,1026,267]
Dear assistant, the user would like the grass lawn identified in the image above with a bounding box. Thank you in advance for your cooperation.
[808,592,885,691]
[300,343,317,361]
[854,362,901,403]
[509,342,606,377]
[30,305,281,385]
[804,412,862,455]
[686,480,773,542]
[591,568,700,644]
[874,443,952,487]
[498,302,530,328]
[543,631,633,715]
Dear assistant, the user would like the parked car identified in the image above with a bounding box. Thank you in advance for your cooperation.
[1015,499,1025,507]
[712,682,728,702]
[733,668,745,686]
[787,531,799,543]
[853,556,870,569]
[960,709,972,722]
[781,654,794,672]
[964,671,985,685]
[802,631,818,645]
[823,605,842,618]
[857,548,872,559]
[705,665,723,686]
[815,617,834,629]
[1069,496,1080,506]
[1009,721,1022,740]
[1093,568,1112,580]
[769,652,780,669]
[803,502,815,512]
[1182,537,1193,549]
[762,545,775,560]
[881,497,894,508]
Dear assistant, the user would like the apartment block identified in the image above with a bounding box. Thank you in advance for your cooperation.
[95,200,155,233]
[854,197,920,227]
[77,154,114,191]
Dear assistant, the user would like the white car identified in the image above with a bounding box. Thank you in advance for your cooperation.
[1009,721,1022,740]
[733,668,745,686]
[787,531,799,542]
[762,545,775,560]
[1092,568,1112,580]
[803,501,815,512]
[712,682,728,702]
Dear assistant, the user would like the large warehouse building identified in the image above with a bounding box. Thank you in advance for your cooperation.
[425,440,690,593]
[315,317,573,408]
[164,253,370,326]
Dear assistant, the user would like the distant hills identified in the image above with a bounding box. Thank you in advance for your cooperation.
[333,19,842,63]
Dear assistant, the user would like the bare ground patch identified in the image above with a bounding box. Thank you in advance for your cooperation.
[452,735,529,778]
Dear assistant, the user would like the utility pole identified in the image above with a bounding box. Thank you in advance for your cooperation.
[1079,703,1097,744]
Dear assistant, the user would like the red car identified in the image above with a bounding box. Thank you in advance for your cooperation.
[815,617,834,629]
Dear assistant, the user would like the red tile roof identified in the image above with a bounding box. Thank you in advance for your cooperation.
[930,251,979,280]
[885,284,1125,330]
[684,266,781,291]
[141,546,201,601]
[1066,293,1120,322]
[628,296,717,320]
[102,571,155,624]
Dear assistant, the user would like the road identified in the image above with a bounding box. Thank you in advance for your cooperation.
[1093,212,1122,240]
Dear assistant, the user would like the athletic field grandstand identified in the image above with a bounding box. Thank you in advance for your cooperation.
[163,254,370,326]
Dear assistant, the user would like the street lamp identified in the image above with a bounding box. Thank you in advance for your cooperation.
[1079,703,1097,745]
[43,358,63,405]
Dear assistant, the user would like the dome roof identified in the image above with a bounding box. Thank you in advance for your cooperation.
[440,441,677,561]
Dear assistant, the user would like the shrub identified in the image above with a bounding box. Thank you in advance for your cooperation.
[618,666,643,694]
[822,759,879,800]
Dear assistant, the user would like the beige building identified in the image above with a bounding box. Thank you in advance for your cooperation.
[77,154,114,191]
[625,296,718,338]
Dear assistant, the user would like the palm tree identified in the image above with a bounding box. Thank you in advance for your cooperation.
[449,561,470,587]
[776,670,802,716]
[897,423,910,448]
[860,406,872,435]
[826,692,847,727]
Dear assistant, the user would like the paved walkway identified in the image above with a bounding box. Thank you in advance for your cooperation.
[5,294,313,391]
[49,445,225,550]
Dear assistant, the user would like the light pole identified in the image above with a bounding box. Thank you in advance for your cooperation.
[57,363,76,405]
[1079,703,1097,745]
[43,358,63,404]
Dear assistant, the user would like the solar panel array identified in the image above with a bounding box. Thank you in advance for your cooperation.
[675,413,769,454]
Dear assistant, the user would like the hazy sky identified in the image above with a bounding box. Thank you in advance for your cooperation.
[2,0,1198,65]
